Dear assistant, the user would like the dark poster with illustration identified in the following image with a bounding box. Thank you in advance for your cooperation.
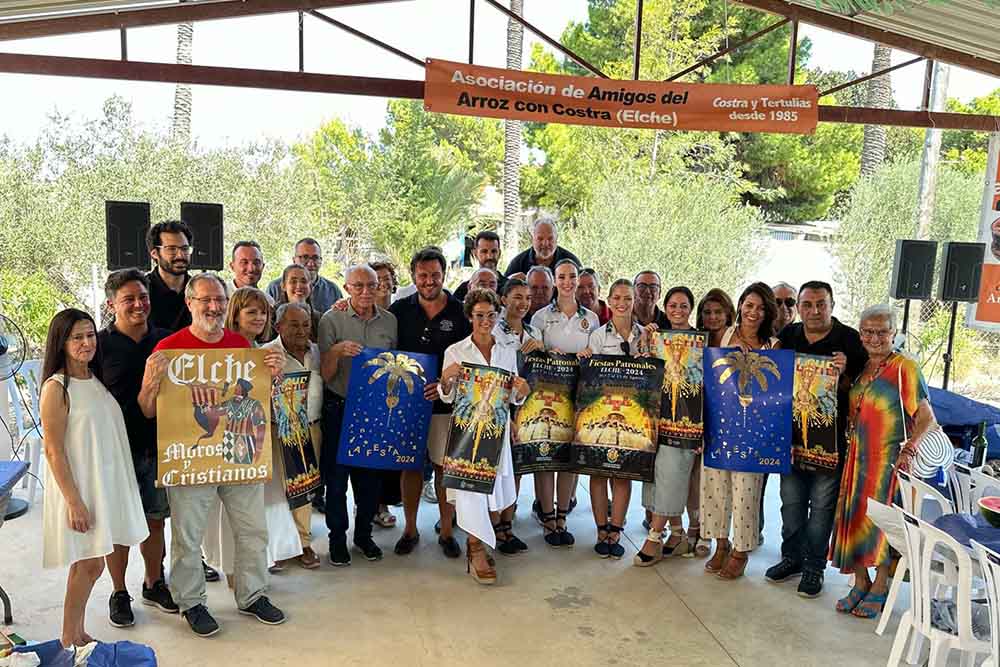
[511,352,578,474]
[791,353,839,472]
[571,355,663,482]
[651,330,706,449]
[337,349,437,471]
[442,363,513,494]
[704,348,794,474]
[271,371,321,508]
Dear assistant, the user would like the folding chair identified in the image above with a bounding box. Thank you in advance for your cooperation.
[970,540,1000,667]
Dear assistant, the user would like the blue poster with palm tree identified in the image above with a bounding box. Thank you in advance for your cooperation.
[704,347,794,474]
[337,348,438,471]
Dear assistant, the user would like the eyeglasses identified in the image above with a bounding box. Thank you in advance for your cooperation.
[471,312,498,322]
[189,296,228,306]
[860,328,893,339]
[635,283,660,292]
[296,254,322,263]
[348,282,378,292]
[157,245,192,256]
[778,298,797,308]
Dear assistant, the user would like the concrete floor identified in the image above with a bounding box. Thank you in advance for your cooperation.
[2,477,906,666]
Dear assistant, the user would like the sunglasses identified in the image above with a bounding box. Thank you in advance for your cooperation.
[778,298,797,308]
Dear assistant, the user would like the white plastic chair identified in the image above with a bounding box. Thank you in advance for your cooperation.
[949,464,975,515]
[969,540,1000,667]
[971,468,1000,508]
[898,469,956,519]
[888,509,991,667]
[7,360,43,505]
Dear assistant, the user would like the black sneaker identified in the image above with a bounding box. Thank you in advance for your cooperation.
[797,570,824,598]
[202,559,220,583]
[238,596,286,625]
[141,579,179,613]
[355,539,383,562]
[329,541,351,566]
[438,536,462,559]
[765,557,803,583]
[394,532,420,555]
[109,590,135,628]
[182,604,220,637]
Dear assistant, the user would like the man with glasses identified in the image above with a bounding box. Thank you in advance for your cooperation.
[454,231,507,302]
[389,246,471,559]
[230,241,267,292]
[318,265,398,566]
[266,237,344,313]
[139,272,287,637]
[773,281,798,335]
[146,220,194,333]
[632,271,670,329]
[765,280,866,599]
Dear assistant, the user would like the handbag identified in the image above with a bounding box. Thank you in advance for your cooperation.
[897,363,954,478]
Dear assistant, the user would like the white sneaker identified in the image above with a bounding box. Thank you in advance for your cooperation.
[421,480,437,503]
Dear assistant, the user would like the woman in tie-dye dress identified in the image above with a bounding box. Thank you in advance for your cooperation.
[829,305,938,619]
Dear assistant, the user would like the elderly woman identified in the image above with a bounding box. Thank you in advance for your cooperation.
[276,264,322,343]
[439,289,530,584]
[702,282,780,580]
[830,304,937,619]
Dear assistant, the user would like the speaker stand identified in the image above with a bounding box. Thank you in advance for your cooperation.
[900,299,911,344]
[942,301,958,391]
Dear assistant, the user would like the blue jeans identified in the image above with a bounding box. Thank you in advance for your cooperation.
[322,391,379,546]
[779,468,841,573]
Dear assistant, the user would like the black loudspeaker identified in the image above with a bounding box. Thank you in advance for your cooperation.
[890,239,937,300]
[180,202,224,271]
[105,200,151,270]
[938,241,985,302]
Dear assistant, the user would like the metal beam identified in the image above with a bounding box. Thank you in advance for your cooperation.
[819,55,923,99]
[633,0,644,80]
[118,26,126,61]
[665,17,790,81]
[921,59,934,110]
[819,105,1000,131]
[481,0,607,78]
[0,51,425,97]
[298,11,304,73]
[468,0,475,64]
[786,19,797,84]
[735,0,1000,79]
[0,0,406,42]
[308,9,424,68]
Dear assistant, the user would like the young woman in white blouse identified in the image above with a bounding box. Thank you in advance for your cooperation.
[529,259,600,548]
[579,279,646,559]
[439,289,530,584]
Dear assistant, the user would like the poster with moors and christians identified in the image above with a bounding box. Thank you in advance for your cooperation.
[651,330,707,449]
[442,363,513,494]
[572,355,664,482]
[704,348,794,474]
[512,352,578,474]
[791,354,839,472]
[156,349,272,488]
[337,349,437,471]
[272,371,321,508]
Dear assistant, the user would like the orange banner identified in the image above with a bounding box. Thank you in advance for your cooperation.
[968,132,1000,330]
[424,59,818,135]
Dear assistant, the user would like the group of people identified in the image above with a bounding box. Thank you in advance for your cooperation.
[38,216,942,647]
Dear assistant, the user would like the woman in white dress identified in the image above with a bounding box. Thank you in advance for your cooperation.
[439,289,530,584]
[40,309,148,648]
[529,259,600,548]
[205,288,301,580]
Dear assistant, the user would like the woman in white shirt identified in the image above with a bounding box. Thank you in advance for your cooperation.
[439,289,530,584]
[579,279,646,559]
[702,282,780,581]
[529,259,600,548]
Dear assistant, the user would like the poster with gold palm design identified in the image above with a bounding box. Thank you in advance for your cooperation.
[512,352,578,474]
[272,371,321,508]
[572,355,664,482]
[791,354,839,471]
[338,348,437,470]
[704,347,794,473]
[650,330,707,449]
[442,363,513,494]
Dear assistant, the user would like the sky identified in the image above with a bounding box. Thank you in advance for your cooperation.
[0,0,997,149]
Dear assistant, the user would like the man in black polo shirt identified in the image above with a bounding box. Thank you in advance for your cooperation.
[633,270,671,329]
[146,220,193,332]
[99,269,177,628]
[504,218,581,278]
[389,246,471,558]
[764,280,867,598]
[454,231,507,302]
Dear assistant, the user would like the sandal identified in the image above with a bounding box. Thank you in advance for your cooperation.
[705,542,731,573]
[718,550,749,580]
[594,524,610,558]
[687,525,710,559]
[493,522,520,557]
[606,524,626,560]
[541,511,562,549]
[556,508,575,548]
[373,510,396,528]
[466,538,497,585]
[663,527,690,558]
[633,530,664,567]
[851,591,888,619]
[836,587,868,614]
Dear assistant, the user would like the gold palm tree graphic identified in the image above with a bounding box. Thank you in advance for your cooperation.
[365,352,427,428]
[712,350,781,426]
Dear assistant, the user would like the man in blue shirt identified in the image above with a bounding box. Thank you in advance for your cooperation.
[266,237,343,313]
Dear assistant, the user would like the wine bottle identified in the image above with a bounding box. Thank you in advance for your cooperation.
[972,421,989,467]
